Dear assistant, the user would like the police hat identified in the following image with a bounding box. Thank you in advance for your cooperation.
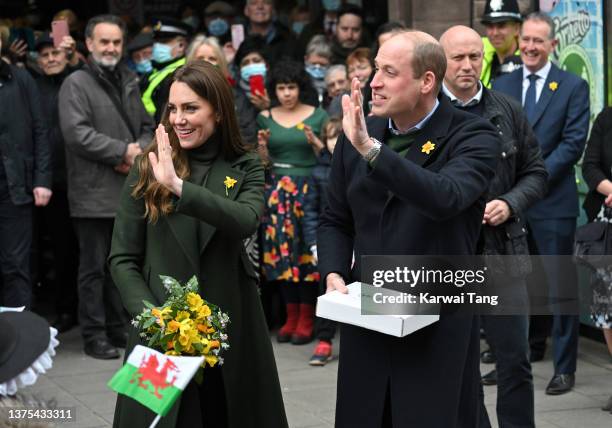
[152,17,192,39]
[481,0,522,24]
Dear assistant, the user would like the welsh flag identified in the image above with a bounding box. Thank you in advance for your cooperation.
[108,345,203,418]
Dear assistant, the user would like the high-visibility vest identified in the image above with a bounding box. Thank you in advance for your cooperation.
[142,57,187,116]
[480,37,520,88]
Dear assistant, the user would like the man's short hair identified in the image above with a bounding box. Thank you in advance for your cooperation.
[337,4,364,22]
[407,34,447,95]
[305,35,332,61]
[523,11,555,39]
[325,64,347,82]
[85,14,126,39]
[246,0,273,3]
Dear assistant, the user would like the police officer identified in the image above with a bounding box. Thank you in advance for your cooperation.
[142,18,191,123]
[480,0,523,88]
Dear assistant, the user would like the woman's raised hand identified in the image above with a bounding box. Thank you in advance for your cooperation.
[303,124,324,155]
[149,124,183,197]
[249,89,271,111]
[257,129,270,147]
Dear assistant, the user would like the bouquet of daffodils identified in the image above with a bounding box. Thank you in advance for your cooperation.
[133,275,230,368]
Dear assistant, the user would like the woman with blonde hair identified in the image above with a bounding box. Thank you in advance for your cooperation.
[186,34,232,84]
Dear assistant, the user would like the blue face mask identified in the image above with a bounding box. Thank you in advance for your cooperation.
[305,63,327,80]
[135,59,153,74]
[207,18,229,37]
[322,0,341,11]
[292,21,306,35]
[240,63,266,81]
[152,43,174,63]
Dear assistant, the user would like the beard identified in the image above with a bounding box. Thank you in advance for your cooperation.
[92,51,120,69]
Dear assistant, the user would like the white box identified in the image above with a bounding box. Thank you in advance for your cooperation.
[316,282,439,337]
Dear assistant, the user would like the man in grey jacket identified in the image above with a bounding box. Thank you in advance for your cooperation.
[59,14,154,359]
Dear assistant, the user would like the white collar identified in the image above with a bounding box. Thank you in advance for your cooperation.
[442,81,483,107]
[522,61,552,81]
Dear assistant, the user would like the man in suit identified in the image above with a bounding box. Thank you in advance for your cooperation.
[493,11,590,395]
[318,31,501,427]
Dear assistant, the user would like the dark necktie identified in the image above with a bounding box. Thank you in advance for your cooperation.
[523,74,539,123]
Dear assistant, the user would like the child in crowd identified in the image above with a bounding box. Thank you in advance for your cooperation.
[303,117,342,365]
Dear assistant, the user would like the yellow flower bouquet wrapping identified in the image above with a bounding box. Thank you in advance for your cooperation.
[133,275,230,369]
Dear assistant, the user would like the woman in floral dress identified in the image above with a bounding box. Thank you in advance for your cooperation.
[257,60,328,344]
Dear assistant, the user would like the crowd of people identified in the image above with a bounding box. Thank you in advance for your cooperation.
[1,0,611,426]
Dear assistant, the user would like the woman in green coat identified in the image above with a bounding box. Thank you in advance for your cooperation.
[109,61,288,428]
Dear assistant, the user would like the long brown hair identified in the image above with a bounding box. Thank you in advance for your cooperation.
[132,60,248,223]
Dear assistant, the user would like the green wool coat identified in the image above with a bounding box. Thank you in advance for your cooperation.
[109,152,288,428]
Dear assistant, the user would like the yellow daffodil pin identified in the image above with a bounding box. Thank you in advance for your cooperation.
[421,141,436,155]
[549,81,558,91]
[224,176,237,196]
[296,122,305,130]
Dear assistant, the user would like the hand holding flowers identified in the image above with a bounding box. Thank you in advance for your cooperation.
[133,275,230,368]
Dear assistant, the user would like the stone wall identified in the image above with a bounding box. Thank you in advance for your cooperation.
[388,0,538,38]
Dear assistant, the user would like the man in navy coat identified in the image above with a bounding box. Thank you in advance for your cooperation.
[318,31,501,427]
[493,12,590,395]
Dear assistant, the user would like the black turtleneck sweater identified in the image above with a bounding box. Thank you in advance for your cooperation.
[185,132,222,186]
[183,132,222,251]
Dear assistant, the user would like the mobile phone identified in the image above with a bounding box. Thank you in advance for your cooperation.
[9,27,35,50]
[249,75,265,96]
[51,20,70,48]
[231,24,245,51]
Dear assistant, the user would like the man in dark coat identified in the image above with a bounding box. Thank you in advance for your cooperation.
[318,31,501,427]
[32,34,82,332]
[440,25,548,428]
[0,38,52,309]
[493,12,589,395]
[243,0,300,63]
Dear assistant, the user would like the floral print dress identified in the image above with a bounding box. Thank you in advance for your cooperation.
[257,107,328,283]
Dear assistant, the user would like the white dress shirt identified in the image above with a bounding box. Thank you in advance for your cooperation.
[521,61,552,106]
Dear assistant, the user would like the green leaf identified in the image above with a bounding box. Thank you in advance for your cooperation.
[142,317,156,329]
[185,275,199,291]
[161,334,175,344]
[143,300,155,309]
[159,275,181,289]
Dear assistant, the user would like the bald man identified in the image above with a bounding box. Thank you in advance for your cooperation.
[440,25,546,428]
[318,31,502,427]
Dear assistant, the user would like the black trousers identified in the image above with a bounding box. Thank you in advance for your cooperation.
[480,315,534,427]
[73,218,127,343]
[0,192,32,308]
[35,189,79,315]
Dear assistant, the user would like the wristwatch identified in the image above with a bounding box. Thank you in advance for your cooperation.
[363,137,382,162]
